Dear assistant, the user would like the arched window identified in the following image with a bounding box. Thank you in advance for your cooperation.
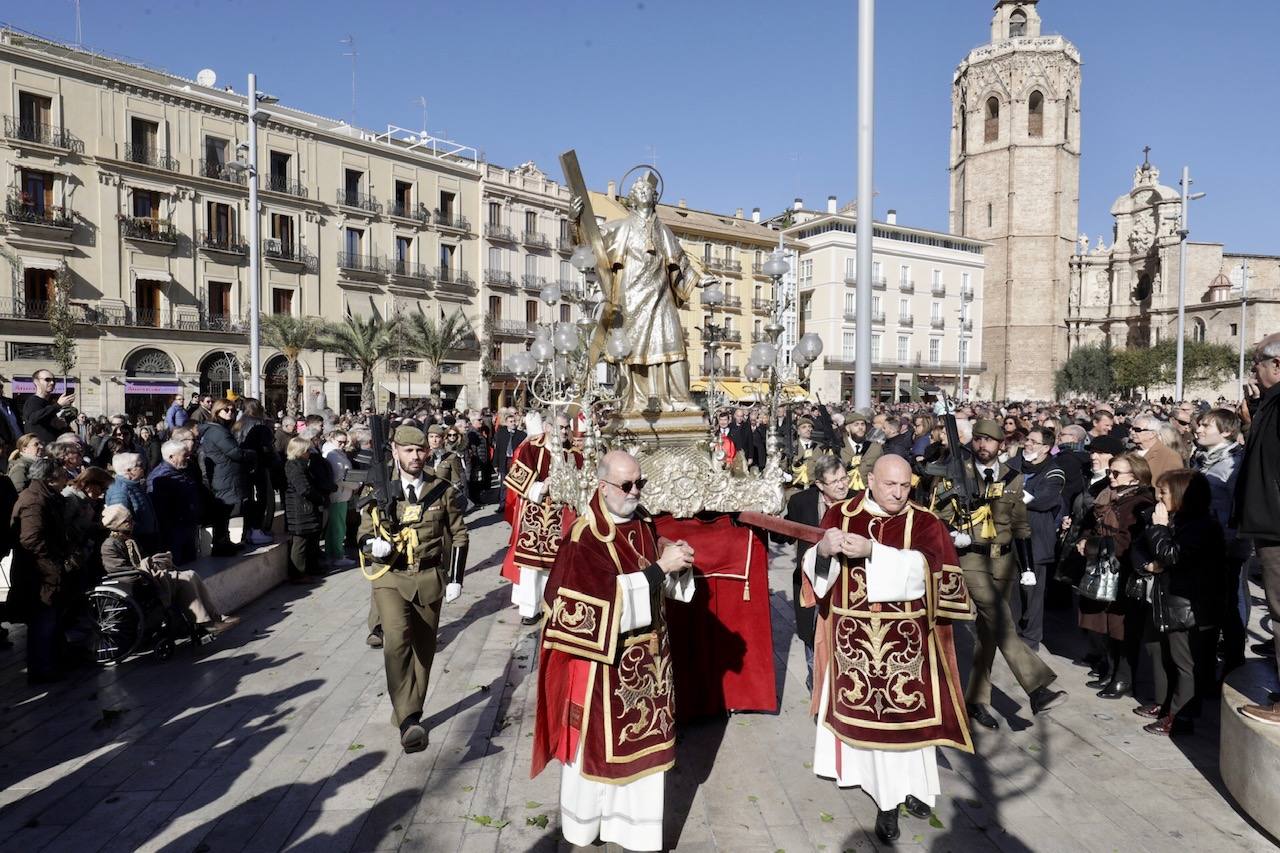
[1028,90,1044,137]
[124,348,176,377]
[1192,318,1207,343]
[984,97,1000,143]
[1009,9,1027,37]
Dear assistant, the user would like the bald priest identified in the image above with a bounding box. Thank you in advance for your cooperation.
[802,454,975,844]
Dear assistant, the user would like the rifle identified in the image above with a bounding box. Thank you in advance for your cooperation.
[359,414,401,581]
[921,396,982,530]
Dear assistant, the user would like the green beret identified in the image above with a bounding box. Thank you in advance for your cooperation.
[797,417,815,428]
[427,424,446,437]
[973,419,1003,441]
[846,410,870,425]
[392,425,426,447]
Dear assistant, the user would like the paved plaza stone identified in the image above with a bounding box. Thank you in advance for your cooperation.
[1,508,1277,852]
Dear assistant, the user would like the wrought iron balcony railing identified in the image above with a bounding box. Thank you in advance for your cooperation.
[556,236,576,253]
[752,297,772,310]
[124,141,180,171]
[198,229,248,254]
[899,314,914,327]
[931,317,946,330]
[391,201,430,223]
[436,267,474,287]
[521,274,546,291]
[337,189,381,213]
[485,269,515,287]
[119,215,178,243]
[434,211,470,232]
[522,231,550,249]
[390,258,430,280]
[338,252,386,273]
[3,116,84,153]
[492,319,536,338]
[4,196,73,229]
[485,224,516,242]
[264,174,308,198]
[898,279,915,293]
[199,159,247,185]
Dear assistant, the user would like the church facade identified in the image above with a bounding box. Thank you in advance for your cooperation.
[1068,155,1280,398]
[949,0,1081,400]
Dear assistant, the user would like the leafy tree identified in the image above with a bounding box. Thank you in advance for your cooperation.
[1054,343,1114,399]
[320,313,400,411]
[47,262,78,384]
[404,308,475,407]
[1179,339,1238,387]
[260,313,323,416]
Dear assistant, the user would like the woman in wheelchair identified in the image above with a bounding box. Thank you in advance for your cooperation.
[100,504,239,635]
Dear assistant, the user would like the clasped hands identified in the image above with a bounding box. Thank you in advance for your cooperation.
[816,528,873,560]
[656,540,695,575]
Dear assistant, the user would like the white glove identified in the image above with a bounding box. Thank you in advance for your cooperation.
[950,530,972,549]
[367,538,392,559]
[528,481,548,503]
[444,582,462,603]
[1022,491,1034,505]
[1020,570,1037,587]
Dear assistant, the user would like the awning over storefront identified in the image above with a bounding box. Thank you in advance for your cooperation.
[125,381,179,395]
[11,377,77,394]
[379,381,435,399]
[690,380,811,402]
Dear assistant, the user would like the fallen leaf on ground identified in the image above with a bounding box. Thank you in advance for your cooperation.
[526,814,549,828]
[819,811,834,823]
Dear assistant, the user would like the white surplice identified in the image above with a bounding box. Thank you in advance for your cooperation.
[802,501,942,811]
[559,554,695,852]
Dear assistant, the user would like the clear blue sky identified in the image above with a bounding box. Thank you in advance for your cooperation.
[9,1,1277,252]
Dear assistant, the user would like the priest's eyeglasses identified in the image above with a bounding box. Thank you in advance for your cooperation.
[604,477,647,494]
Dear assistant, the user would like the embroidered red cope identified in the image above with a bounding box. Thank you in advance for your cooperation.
[531,492,680,784]
[809,494,976,753]
[501,433,581,584]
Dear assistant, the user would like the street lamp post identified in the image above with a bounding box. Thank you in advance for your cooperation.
[1239,257,1250,399]
[854,0,876,410]
[1175,165,1206,401]
[246,72,262,400]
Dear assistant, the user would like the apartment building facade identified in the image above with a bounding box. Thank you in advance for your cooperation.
[0,28,487,418]
[782,199,987,402]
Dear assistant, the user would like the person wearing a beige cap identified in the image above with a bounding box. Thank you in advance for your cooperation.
[100,503,238,634]
[358,422,469,754]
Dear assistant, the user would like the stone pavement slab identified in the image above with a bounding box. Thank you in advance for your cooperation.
[0,505,1276,852]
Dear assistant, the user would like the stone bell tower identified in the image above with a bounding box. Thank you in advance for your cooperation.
[948,0,1081,399]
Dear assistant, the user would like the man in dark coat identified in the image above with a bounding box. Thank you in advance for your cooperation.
[778,453,851,690]
[492,411,526,514]
[22,369,74,444]
[0,391,23,467]
[147,439,203,565]
[1011,426,1066,650]
[1238,332,1280,726]
[9,458,71,683]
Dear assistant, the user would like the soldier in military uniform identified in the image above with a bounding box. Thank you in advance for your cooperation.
[932,418,1066,730]
[426,424,466,499]
[787,417,831,488]
[838,410,882,491]
[359,424,469,754]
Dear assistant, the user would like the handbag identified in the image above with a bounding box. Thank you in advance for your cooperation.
[1151,575,1196,632]
[1076,536,1121,603]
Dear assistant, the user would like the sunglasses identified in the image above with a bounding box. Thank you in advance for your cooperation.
[1175,419,1192,427]
[604,477,647,494]
[1107,469,1132,478]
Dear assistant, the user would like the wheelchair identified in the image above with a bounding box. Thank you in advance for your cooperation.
[84,570,212,665]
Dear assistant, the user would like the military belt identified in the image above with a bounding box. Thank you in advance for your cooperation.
[959,542,1008,559]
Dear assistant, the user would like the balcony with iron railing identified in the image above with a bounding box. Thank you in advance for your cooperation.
[898,314,915,328]
[932,283,947,297]
[485,223,517,242]
[263,174,308,198]
[961,286,975,301]
[390,258,431,281]
[522,231,550,250]
[434,211,471,232]
[485,269,515,287]
[492,319,537,338]
[872,277,887,291]
[960,319,974,333]
[263,237,312,266]
[199,159,247,186]
[4,116,85,153]
[723,295,743,309]
[338,252,386,273]
[119,215,178,244]
[391,201,430,223]
[931,317,946,330]
[93,304,202,331]
[436,267,475,291]
[124,141,180,171]
[557,236,576,253]
[751,331,770,343]
[843,311,857,322]
[752,262,768,276]
[198,229,248,255]
[521,274,546,291]
[4,195,73,230]
[898,278,914,293]
[751,297,772,311]
[200,311,245,332]
[872,311,886,324]
[722,330,742,343]
[822,355,987,374]
[337,189,381,214]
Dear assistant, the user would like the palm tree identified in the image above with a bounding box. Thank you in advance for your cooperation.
[404,308,475,408]
[320,313,400,411]
[260,313,323,416]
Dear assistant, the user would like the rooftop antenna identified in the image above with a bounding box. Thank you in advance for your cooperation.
[413,96,427,135]
[339,34,357,125]
[72,0,82,48]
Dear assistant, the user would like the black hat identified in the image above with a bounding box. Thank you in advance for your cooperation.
[1087,435,1125,455]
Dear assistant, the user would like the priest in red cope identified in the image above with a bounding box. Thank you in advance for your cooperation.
[501,413,581,625]
[804,454,975,844]
[532,450,695,852]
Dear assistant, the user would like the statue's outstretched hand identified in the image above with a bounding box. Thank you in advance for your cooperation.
[570,195,584,221]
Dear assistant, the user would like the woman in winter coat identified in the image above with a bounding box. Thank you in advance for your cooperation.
[6,433,44,492]
[9,458,71,683]
[61,466,115,587]
[283,436,331,582]
[199,398,255,556]
[1075,451,1155,699]
[1137,469,1223,736]
[1191,408,1248,675]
